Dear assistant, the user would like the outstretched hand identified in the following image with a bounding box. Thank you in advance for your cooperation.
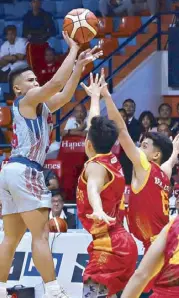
[80,68,107,97]
[62,31,80,51]
[172,134,179,154]
[77,46,103,69]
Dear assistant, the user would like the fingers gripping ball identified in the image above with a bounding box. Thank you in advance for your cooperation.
[49,217,68,233]
[63,8,99,44]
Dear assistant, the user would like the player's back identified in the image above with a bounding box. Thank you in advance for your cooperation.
[128,161,170,250]
[11,96,53,166]
[153,216,179,297]
[77,152,125,235]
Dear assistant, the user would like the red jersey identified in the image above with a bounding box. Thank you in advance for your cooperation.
[128,152,170,250]
[152,216,179,297]
[77,152,138,296]
[38,61,62,86]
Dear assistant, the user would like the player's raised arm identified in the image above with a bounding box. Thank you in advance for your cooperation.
[85,162,116,225]
[100,72,141,169]
[81,70,106,129]
[161,134,179,179]
[121,225,168,298]
[46,48,103,113]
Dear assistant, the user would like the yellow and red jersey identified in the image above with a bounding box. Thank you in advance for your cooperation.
[128,150,170,250]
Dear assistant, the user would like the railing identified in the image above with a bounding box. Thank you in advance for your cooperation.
[54,11,176,135]
[0,11,178,148]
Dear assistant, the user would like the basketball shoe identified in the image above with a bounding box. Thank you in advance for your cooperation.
[43,285,69,298]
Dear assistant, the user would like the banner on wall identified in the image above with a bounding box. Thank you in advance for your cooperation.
[2,232,144,298]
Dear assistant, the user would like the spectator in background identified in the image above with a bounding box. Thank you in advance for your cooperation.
[157,123,172,138]
[63,104,88,137]
[138,110,156,143]
[122,98,141,142]
[23,0,56,43]
[170,194,179,220]
[0,25,28,82]
[38,47,62,86]
[99,0,134,17]
[118,108,128,123]
[157,103,174,129]
[50,189,76,229]
[43,167,60,191]
[0,201,3,231]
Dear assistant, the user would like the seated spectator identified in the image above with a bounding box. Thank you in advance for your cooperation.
[63,104,88,137]
[0,25,28,82]
[99,0,134,17]
[157,103,175,129]
[133,0,158,16]
[0,201,3,231]
[157,123,172,138]
[49,189,76,229]
[38,47,62,86]
[138,110,157,143]
[23,0,56,43]
[43,167,60,191]
[118,108,128,123]
[170,192,179,220]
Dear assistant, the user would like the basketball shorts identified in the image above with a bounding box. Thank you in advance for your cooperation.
[0,162,51,215]
[82,281,117,298]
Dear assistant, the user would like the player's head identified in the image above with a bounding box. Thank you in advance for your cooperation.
[157,123,172,138]
[118,108,128,123]
[140,132,173,165]
[122,98,136,118]
[8,65,39,97]
[85,116,119,158]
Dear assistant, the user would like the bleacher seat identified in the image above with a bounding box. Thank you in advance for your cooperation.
[0,107,12,127]
[112,17,142,37]
[4,3,29,20]
[42,1,56,15]
[82,0,99,13]
[0,83,10,102]
[60,39,68,53]
[0,5,4,18]
[56,18,64,38]
[97,17,113,37]
[0,20,4,38]
[48,36,62,53]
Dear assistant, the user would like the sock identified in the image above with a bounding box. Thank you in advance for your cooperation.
[45,280,59,292]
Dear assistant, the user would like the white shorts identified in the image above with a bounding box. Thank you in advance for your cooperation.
[0,162,51,215]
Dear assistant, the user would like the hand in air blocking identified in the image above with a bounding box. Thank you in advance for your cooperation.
[86,209,116,225]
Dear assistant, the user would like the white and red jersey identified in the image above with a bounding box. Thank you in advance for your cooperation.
[10,96,53,166]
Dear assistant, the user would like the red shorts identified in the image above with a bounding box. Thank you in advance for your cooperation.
[83,226,138,296]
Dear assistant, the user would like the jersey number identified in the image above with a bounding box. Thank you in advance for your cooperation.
[161,190,169,216]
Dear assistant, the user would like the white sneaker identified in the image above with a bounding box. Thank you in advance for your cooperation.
[43,286,70,298]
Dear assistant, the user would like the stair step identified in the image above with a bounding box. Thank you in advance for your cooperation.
[136,34,168,47]
[125,44,157,56]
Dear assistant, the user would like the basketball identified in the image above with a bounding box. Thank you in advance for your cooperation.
[49,217,68,233]
[63,8,99,44]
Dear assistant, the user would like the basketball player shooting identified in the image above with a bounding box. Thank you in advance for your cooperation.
[121,216,179,298]
[78,72,138,298]
[0,32,102,298]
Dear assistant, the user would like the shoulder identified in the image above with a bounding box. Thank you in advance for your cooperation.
[16,37,28,45]
[1,41,8,50]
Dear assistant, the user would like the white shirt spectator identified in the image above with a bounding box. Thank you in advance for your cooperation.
[0,37,28,72]
[64,117,88,131]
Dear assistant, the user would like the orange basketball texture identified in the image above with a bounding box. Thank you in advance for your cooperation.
[63,8,99,44]
[49,217,68,233]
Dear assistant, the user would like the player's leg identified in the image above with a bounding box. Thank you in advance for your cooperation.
[20,208,68,297]
[0,213,26,297]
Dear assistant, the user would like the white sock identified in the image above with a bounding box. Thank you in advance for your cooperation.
[45,280,59,292]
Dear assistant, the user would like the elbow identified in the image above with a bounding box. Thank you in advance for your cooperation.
[49,78,63,92]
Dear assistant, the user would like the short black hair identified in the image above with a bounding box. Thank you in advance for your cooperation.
[139,111,156,130]
[8,65,32,91]
[4,25,16,35]
[123,98,136,108]
[118,108,127,116]
[145,132,173,164]
[51,189,65,201]
[158,103,172,114]
[74,103,87,118]
[88,116,119,154]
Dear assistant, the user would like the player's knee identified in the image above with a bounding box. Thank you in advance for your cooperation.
[32,228,49,242]
[3,235,20,250]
